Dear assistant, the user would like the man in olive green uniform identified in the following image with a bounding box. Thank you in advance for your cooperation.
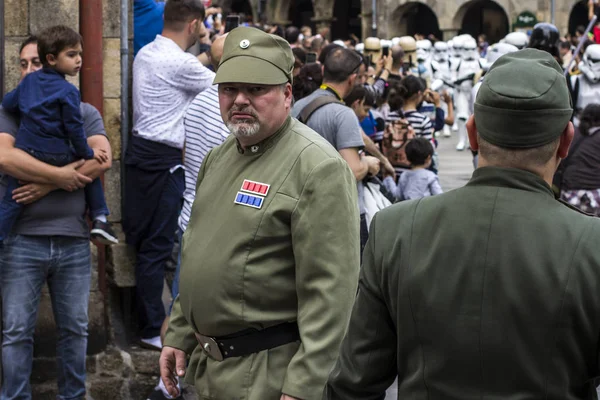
[325,49,600,399]
[159,27,360,400]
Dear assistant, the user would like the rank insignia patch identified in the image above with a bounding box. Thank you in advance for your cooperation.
[234,192,264,209]
[240,179,270,196]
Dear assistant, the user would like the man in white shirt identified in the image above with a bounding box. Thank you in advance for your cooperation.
[123,0,215,351]
[147,34,229,400]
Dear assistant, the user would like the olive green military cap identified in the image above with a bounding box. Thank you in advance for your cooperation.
[474,48,573,149]
[214,27,294,85]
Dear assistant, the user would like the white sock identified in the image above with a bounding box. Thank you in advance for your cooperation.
[94,215,107,223]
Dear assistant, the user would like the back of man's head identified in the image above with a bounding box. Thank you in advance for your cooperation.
[391,45,405,69]
[473,49,573,170]
[164,0,205,31]
[286,26,300,44]
[323,48,362,83]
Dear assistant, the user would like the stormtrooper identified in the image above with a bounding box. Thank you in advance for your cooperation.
[569,44,600,126]
[398,36,418,75]
[453,36,483,151]
[416,39,434,83]
[469,42,519,167]
[431,41,452,81]
[430,41,454,137]
[503,31,529,50]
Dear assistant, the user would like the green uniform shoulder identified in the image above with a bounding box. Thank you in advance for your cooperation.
[288,118,343,161]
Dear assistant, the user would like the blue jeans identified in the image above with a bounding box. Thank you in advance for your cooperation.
[0,235,91,400]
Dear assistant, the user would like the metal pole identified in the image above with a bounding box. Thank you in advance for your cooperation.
[371,0,377,37]
[121,0,129,214]
[551,0,556,25]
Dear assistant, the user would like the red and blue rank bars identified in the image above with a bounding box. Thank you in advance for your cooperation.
[234,179,271,209]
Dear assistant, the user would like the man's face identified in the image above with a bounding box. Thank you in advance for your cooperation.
[219,82,293,139]
[48,43,83,76]
[356,63,368,85]
[20,43,42,80]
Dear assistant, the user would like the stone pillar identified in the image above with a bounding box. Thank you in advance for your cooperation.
[311,0,335,38]
[267,0,292,25]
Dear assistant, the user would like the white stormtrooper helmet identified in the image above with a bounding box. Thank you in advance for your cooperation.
[462,37,479,61]
[416,39,432,62]
[433,41,449,63]
[355,43,364,53]
[483,43,519,71]
[482,43,519,71]
[452,36,465,59]
[504,31,529,50]
[381,39,393,50]
[333,39,347,48]
[580,44,600,83]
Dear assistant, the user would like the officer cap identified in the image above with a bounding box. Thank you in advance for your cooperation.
[214,27,294,85]
[474,49,572,148]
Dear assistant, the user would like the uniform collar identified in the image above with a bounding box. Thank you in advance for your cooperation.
[466,166,555,197]
[236,116,292,156]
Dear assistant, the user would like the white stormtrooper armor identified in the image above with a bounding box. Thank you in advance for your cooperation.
[449,36,465,78]
[431,41,452,81]
[570,44,600,126]
[355,43,364,53]
[454,37,483,151]
[504,31,529,50]
[430,41,454,138]
[416,39,433,83]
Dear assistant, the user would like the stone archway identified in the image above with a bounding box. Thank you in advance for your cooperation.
[288,0,314,30]
[569,0,590,35]
[331,0,362,40]
[389,2,442,39]
[453,0,509,44]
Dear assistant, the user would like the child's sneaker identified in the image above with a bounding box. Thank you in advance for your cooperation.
[91,220,119,245]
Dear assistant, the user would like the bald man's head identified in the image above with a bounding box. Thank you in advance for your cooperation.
[210,34,228,71]
[391,45,405,69]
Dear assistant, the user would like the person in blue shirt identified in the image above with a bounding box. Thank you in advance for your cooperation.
[0,25,118,244]
[134,0,166,56]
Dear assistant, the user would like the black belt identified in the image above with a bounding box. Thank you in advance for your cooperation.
[195,322,300,361]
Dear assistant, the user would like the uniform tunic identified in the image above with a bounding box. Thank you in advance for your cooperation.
[164,116,360,400]
[325,167,600,400]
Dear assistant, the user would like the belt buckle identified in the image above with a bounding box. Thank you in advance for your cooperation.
[196,334,224,361]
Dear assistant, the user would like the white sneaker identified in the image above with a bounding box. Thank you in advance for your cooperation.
[140,336,162,351]
[456,141,466,151]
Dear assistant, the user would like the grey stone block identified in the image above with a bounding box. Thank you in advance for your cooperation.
[29,0,78,34]
[4,36,26,93]
[105,160,122,222]
[5,0,28,36]
[107,229,137,288]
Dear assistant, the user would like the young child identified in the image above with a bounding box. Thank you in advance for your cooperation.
[383,137,443,201]
[0,25,118,244]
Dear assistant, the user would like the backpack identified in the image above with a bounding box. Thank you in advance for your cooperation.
[297,96,341,124]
